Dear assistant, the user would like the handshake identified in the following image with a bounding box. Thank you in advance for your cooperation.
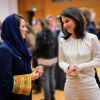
[66,65,80,77]
[31,66,44,80]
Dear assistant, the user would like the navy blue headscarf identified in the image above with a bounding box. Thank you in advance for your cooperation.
[1,14,32,62]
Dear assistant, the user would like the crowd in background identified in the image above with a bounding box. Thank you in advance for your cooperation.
[0,7,100,100]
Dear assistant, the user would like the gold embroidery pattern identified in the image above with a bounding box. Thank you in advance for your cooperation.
[13,74,31,95]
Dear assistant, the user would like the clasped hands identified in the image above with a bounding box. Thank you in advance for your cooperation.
[66,65,80,77]
[31,66,44,80]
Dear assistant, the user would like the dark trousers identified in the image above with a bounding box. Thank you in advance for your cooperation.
[40,64,56,100]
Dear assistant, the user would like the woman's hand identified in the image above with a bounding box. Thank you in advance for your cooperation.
[31,65,44,80]
[68,65,80,77]
[31,69,40,80]
[36,65,44,76]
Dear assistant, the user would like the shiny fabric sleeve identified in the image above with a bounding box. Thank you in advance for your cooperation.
[78,35,100,70]
[59,38,70,72]
[12,74,31,95]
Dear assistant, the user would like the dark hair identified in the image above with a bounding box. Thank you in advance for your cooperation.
[80,8,91,23]
[60,7,85,40]
[36,19,51,32]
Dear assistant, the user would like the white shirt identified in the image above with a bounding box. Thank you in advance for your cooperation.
[59,32,100,79]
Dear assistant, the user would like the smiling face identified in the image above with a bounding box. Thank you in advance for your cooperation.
[61,16,76,37]
[20,18,28,38]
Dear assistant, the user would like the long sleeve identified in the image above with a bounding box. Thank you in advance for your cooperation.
[59,38,70,72]
[78,35,100,70]
[0,48,32,96]
[0,48,13,93]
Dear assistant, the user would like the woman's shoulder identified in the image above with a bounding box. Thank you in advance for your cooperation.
[85,32,97,40]
[0,43,13,64]
[85,32,97,38]
[59,37,65,42]
[0,43,12,55]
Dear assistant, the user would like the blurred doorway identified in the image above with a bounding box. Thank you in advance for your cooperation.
[27,11,35,25]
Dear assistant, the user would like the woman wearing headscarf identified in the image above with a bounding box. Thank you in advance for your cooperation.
[0,14,43,100]
[59,7,100,100]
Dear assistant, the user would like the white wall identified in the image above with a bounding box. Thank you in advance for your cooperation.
[0,0,18,22]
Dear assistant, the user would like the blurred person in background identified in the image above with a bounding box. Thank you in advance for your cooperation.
[80,7,96,34]
[26,23,39,92]
[96,18,100,40]
[35,19,57,100]
[46,15,57,33]
[90,8,96,23]
[54,16,65,90]
[56,16,64,41]
[26,23,42,94]
[26,23,36,53]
